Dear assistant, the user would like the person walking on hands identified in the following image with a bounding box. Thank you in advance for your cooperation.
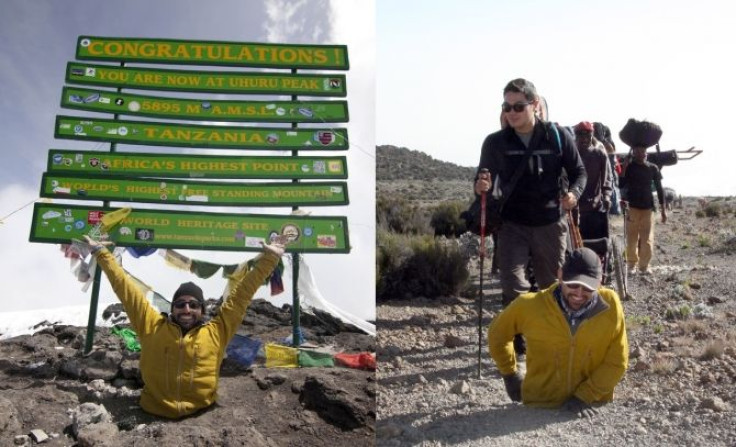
[488,247,628,418]
[618,145,667,275]
[475,78,587,356]
[83,235,284,419]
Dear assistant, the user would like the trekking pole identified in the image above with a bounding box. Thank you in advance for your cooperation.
[621,201,629,299]
[478,169,488,379]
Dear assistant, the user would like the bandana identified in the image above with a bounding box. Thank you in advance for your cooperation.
[554,285,600,330]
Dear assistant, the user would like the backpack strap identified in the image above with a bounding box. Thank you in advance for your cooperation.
[548,122,562,154]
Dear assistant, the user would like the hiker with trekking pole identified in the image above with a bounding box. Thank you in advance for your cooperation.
[472,78,587,357]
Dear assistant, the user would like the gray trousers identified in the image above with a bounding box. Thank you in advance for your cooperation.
[496,218,568,304]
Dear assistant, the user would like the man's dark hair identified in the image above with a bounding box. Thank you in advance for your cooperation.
[503,78,538,101]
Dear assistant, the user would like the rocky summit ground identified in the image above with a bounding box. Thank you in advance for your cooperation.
[377,197,736,446]
[0,299,375,446]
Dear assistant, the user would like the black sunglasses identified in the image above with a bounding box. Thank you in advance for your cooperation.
[173,300,202,310]
[502,101,532,113]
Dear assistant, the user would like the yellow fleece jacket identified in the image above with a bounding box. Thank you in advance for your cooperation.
[96,249,279,419]
[488,284,628,407]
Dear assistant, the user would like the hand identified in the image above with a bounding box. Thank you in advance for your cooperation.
[502,372,523,402]
[82,235,114,253]
[619,200,629,212]
[562,396,599,418]
[602,199,611,212]
[561,192,578,210]
[475,170,491,195]
[261,239,286,257]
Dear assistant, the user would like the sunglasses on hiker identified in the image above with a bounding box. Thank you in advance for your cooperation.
[501,101,532,113]
[173,300,202,310]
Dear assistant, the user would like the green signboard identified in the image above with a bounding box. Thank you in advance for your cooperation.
[47,150,348,179]
[66,63,347,96]
[41,174,349,207]
[30,203,349,253]
[76,36,349,70]
[61,87,349,123]
[55,116,348,150]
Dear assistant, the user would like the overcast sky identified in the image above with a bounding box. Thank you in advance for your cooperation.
[0,0,376,320]
[377,0,735,196]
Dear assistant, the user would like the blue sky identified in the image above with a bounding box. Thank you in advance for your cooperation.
[0,0,376,320]
[377,0,735,196]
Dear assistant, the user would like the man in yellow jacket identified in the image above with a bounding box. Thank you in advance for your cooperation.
[85,236,284,419]
[488,247,628,418]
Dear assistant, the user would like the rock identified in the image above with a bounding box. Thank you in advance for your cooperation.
[13,435,30,446]
[0,396,22,436]
[265,373,288,386]
[28,429,48,443]
[118,358,141,381]
[632,360,650,371]
[451,380,470,395]
[76,421,119,447]
[700,397,730,412]
[299,375,373,430]
[450,305,466,315]
[71,402,113,437]
[444,334,465,348]
[377,422,403,438]
[60,349,122,381]
[392,357,404,369]
[384,345,401,357]
[630,346,646,359]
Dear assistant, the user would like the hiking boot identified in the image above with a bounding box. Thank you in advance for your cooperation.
[627,266,637,276]
[640,268,652,276]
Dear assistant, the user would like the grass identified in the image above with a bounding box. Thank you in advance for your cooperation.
[651,357,678,375]
[700,339,726,360]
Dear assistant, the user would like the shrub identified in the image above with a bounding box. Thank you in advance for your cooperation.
[377,231,469,301]
[704,202,722,217]
[651,357,678,375]
[429,200,468,237]
[376,194,429,234]
[700,339,725,360]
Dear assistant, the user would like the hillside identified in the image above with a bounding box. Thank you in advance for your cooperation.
[376,145,476,207]
[376,145,475,182]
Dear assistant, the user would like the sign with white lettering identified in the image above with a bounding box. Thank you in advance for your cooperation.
[47,150,348,179]
[60,87,349,122]
[30,203,349,253]
[55,116,348,150]
[41,174,349,207]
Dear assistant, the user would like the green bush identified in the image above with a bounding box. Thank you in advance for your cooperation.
[377,230,469,301]
[704,202,721,217]
[376,194,429,234]
[429,200,468,237]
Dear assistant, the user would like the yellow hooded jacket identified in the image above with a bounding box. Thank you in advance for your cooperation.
[95,249,279,419]
[488,284,628,407]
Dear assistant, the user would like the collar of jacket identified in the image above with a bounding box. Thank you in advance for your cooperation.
[502,119,553,148]
[551,282,610,322]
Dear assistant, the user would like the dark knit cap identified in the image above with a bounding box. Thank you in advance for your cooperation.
[172,282,204,306]
[562,248,602,291]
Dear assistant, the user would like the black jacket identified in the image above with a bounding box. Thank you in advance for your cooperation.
[619,160,663,211]
[476,121,587,226]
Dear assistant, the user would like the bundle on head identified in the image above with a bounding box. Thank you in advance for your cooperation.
[619,118,662,148]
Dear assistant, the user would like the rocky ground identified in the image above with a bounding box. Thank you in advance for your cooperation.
[376,197,736,446]
[0,299,375,446]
